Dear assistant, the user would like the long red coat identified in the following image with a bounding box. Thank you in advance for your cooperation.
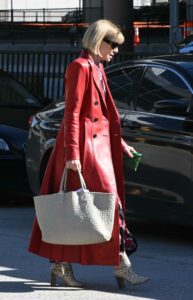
[28,50,130,266]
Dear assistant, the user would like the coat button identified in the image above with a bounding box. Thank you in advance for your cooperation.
[93,134,97,138]
[93,118,98,122]
[94,101,99,105]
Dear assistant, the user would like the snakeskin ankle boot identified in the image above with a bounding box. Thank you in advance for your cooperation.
[114,252,150,288]
[50,262,84,287]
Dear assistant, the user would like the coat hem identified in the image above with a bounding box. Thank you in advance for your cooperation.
[28,248,119,266]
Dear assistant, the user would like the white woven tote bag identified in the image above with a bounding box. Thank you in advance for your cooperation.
[34,168,116,245]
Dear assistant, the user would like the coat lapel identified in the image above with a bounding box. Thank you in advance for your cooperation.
[80,50,108,110]
[89,61,108,110]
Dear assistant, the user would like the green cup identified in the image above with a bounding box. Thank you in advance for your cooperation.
[126,152,142,172]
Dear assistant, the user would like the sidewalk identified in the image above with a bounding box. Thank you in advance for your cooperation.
[0,207,152,300]
[1,206,193,300]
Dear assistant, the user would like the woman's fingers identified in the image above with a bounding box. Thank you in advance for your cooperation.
[66,160,82,171]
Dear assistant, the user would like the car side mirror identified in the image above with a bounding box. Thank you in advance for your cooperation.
[154,99,190,116]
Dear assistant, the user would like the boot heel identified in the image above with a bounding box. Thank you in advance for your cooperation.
[115,276,125,289]
[50,272,56,287]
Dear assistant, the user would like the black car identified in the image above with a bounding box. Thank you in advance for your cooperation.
[25,55,193,226]
[0,69,46,129]
[0,69,49,196]
[0,125,29,195]
[61,10,83,23]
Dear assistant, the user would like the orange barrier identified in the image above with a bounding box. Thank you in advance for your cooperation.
[183,21,193,38]
[134,27,140,45]
[133,21,193,44]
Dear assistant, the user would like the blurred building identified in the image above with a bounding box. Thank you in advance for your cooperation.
[0,0,82,9]
[134,0,168,5]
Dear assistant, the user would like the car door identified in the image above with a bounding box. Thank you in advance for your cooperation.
[0,70,42,129]
[122,65,193,225]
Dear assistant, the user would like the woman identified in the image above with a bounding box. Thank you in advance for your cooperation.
[28,19,149,289]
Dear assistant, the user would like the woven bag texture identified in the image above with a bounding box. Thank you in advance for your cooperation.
[34,169,116,245]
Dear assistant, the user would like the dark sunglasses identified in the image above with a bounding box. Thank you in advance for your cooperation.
[103,38,119,49]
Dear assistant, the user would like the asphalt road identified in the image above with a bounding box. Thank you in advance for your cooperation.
[0,203,193,300]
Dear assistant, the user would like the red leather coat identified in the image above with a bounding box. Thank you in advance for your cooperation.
[28,51,130,266]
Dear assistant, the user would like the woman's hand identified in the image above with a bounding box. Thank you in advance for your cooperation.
[124,145,136,158]
[66,160,82,171]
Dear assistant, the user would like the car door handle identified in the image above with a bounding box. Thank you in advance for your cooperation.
[122,121,140,130]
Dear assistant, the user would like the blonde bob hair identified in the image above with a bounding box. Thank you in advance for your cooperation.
[83,19,125,55]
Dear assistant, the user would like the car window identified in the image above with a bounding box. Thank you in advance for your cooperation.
[136,67,192,113]
[107,66,144,110]
[0,75,41,108]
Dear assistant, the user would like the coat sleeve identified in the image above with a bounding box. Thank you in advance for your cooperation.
[64,61,87,160]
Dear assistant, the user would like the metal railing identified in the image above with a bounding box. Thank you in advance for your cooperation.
[1,6,193,47]
[0,7,102,23]
[0,50,150,102]
[0,8,75,23]
[0,51,80,102]
[0,7,103,45]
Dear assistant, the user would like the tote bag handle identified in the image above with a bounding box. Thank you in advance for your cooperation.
[59,168,87,192]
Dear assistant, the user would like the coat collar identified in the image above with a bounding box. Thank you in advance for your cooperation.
[80,50,107,109]
[80,50,120,122]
